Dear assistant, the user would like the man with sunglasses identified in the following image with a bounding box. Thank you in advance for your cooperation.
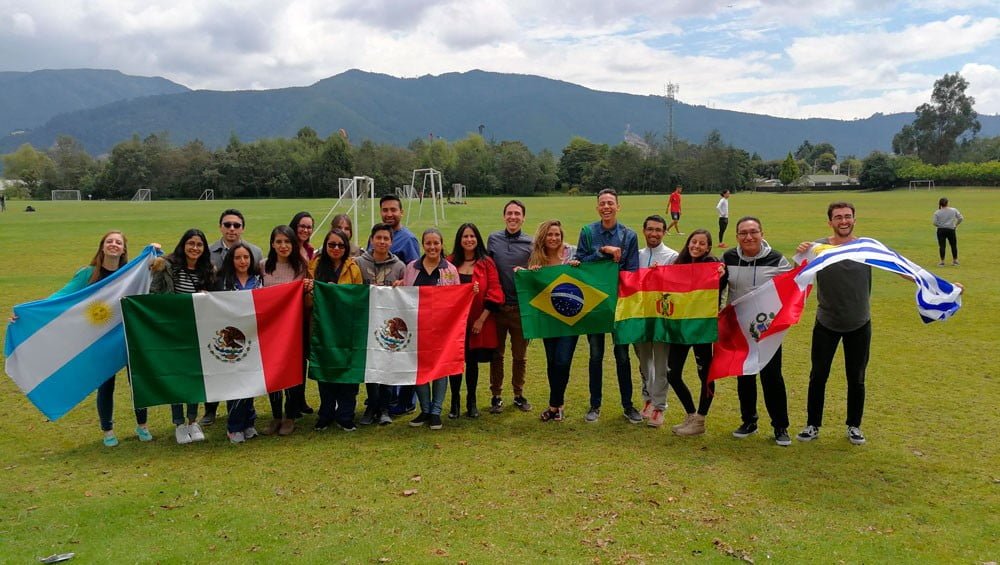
[209,209,264,270]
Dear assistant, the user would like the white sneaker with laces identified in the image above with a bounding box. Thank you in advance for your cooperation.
[175,424,193,444]
[847,426,866,445]
[188,422,206,442]
[796,425,819,442]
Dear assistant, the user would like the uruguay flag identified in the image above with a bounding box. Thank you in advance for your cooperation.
[4,245,159,420]
[794,237,962,323]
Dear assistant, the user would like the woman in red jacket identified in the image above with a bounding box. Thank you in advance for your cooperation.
[447,223,504,418]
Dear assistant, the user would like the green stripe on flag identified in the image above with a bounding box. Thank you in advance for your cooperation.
[309,282,369,384]
[122,293,207,407]
[613,316,718,345]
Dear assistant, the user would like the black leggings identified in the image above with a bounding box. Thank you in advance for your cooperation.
[666,343,715,416]
[936,228,957,261]
[719,217,729,243]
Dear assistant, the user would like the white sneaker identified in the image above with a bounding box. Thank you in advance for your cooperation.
[175,424,193,444]
[227,431,245,444]
[243,426,259,440]
[188,422,206,442]
[847,426,866,445]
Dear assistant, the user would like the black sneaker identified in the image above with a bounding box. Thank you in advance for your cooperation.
[489,396,504,414]
[301,404,315,415]
[623,406,643,424]
[337,420,357,432]
[429,415,443,430]
[359,406,378,426]
[847,426,866,445]
[797,425,819,442]
[513,396,532,412]
[409,413,430,427]
[774,428,791,446]
[732,421,759,438]
[314,418,331,431]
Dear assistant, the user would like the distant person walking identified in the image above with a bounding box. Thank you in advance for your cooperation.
[665,186,683,235]
[1,193,6,212]
[933,197,963,266]
[716,190,730,248]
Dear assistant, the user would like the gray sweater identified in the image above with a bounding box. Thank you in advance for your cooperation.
[933,207,963,229]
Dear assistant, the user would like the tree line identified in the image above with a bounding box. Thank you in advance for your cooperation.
[2,73,996,199]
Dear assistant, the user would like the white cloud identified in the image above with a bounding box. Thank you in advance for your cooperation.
[7,13,36,36]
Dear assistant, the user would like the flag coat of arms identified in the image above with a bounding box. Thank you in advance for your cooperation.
[708,264,810,382]
[4,246,158,420]
[613,263,720,345]
[121,280,304,408]
[309,282,473,385]
[514,261,618,339]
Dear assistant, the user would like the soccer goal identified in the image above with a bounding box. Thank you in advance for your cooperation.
[316,176,376,239]
[51,189,81,201]
[909,179,935,191]
[198,189,215,201]
[130,189,151,202]
[412,168,445,225]
[450,183,467,204]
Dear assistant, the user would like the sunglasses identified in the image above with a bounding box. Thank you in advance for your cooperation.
[222,222,243,229]
[327,242,347,249]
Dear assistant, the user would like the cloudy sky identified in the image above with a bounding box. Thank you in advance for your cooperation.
[2,0,998,120]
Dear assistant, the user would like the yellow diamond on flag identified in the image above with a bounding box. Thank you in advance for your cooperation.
[528,273,609,326]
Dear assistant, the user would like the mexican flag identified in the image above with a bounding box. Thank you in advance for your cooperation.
[708,264,810,382]
[514,261,618,339]
[121,281,304,408]
[309,282,473,385]
[614,263,720,345]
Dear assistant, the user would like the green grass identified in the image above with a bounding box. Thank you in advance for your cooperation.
[1,189,998,563]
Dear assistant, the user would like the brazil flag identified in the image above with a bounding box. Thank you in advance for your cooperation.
[514,261,619,339]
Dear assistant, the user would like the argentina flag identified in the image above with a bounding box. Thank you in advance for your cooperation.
[4,245,159,420]
[794,238,962,323]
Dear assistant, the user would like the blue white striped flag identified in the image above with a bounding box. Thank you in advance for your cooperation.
[794,237,961,323]
[4,245,159,420]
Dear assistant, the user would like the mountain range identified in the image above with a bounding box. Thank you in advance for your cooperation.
[2,68,998,161]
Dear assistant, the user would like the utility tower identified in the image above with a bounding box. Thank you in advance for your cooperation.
[665,83,679,150]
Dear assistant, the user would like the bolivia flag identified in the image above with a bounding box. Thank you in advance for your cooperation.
[613,263,720,345]
[515,261,619,340]
[708,264,810,382]
[309,282,473,385]
[121,281,304,408]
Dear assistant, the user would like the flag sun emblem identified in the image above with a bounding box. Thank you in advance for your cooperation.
[85,301,113,326]
[375,317,411,352]
[208,326,251,363]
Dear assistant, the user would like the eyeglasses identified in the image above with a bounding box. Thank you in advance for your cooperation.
[327,243,347,249]
[737,230,761,238]
[298,225,314,231]
[222,222,243,229]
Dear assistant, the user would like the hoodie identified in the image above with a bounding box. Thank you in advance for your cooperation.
[721,240,791,304]
[355,250,405,286]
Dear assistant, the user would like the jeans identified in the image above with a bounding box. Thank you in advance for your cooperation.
[806,320,871,428]
[171,403,199,426]
[365,383,392,413]
[666,343,714,416]
[736,346,789,429]
[490,306,528,397]
[317,382,360,424]
[543,335,579,407]
[416,377,449,416]
[226,398,256,434]
[97,374,147,432]
[587,333,634,410]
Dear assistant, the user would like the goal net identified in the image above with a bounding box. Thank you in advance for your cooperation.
[130,189,151,202]
[51,190,81,201]
[908,180,934,190]
[199,189,215,201]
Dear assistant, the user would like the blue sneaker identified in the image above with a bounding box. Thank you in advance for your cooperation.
[135,426,153,442]
[102,433,119,447]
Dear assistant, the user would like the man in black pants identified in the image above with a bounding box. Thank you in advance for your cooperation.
[796,202,872,445]
[722,216,792,445]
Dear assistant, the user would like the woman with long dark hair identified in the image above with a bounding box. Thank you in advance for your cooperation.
[402,228,461,430]
[290,211,316,261]
[446,223,503,419]
[260,225,312,436]
[151,228,216,444]
[666,229,724,437]
[309,228,364,431]
[213,243,263,443]
[525,220,579,422]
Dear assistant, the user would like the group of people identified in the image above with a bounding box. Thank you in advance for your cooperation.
[36,190,945,449]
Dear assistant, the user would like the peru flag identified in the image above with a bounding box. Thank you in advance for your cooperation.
[708,264,811,382]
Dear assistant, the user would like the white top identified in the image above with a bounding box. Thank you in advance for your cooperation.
[639,243,679,268]
[716,197,729,218]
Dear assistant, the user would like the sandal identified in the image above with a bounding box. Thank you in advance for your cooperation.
[540,408,558,422]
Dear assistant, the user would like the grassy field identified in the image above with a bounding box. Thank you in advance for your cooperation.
[1,189,997,563]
